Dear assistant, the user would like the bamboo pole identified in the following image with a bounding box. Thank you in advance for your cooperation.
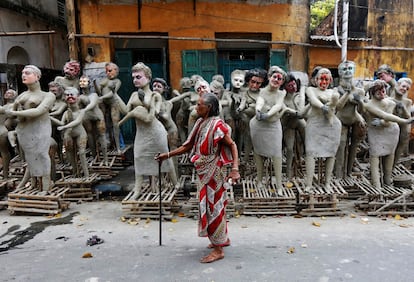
[66,0,78,61]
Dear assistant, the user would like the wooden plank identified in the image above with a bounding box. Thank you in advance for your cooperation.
[8,206,62,215]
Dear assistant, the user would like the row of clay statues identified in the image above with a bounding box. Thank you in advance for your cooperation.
[0,61,413,198]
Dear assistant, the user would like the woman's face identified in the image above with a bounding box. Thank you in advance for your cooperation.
[22,67,39,85]
[132,70,149,89]
[196,97,210,117]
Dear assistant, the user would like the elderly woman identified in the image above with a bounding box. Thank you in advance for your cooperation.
[250,66,296,196]
[156,93,240,264]
[7,65,56,192]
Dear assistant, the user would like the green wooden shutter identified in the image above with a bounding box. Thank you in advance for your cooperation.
[270,49,287,71]
[115,50,134,102]
[115,50,135,143]
[182,50,199,78]
[199,50,217,82]
[182,49,217,81]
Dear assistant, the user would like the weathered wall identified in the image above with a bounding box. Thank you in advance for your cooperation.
[76,0,309,89]
[0,2,68,70]
[309,0,414,100]
[0,9,68,69]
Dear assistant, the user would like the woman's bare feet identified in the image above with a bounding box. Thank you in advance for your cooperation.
[200,247,224,263]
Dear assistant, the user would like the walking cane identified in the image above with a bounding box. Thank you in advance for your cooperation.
[157,153,162,246]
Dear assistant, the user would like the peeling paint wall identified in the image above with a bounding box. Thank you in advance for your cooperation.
[309,0,414,100]
[76,0,309,89]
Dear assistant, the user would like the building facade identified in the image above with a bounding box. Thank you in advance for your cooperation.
[0,0,69,95]
[309,0,414,100]
[73,0,310,95]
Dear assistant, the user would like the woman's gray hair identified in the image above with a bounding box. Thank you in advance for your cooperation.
[202,93,220,117]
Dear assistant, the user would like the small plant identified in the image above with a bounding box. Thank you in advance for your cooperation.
[310,0,336,30]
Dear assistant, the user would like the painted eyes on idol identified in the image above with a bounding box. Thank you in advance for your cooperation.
[271,74,284,81]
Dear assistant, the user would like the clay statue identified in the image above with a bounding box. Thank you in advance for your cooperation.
[334,61,367,177]
[4,90,20,159]
[210,80,225,119]
[237,68,267,163]
[281,73,307,180]
[49,82,67,118]
[309,66,322,87]
[78,75,108,165]
[175,77,195,143]
[364,80,414,188]
[0,89,18,178]
[50,87,89,178]
[187,78,211,133]
[152,77,172,101]
[392,77,413,166]
[211,74,225,87]
[152,78,186,179]
[117,62,176,198]
[48,81,67,162]
[3,89,18,128]
[7,65,56,192]
[223,69,246,149]
[304,68,341,192]
[54,60,81,90]
[377,64,398,98]
[97,62,123,152]
[250,66,295,195]
[210,80,225,100]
